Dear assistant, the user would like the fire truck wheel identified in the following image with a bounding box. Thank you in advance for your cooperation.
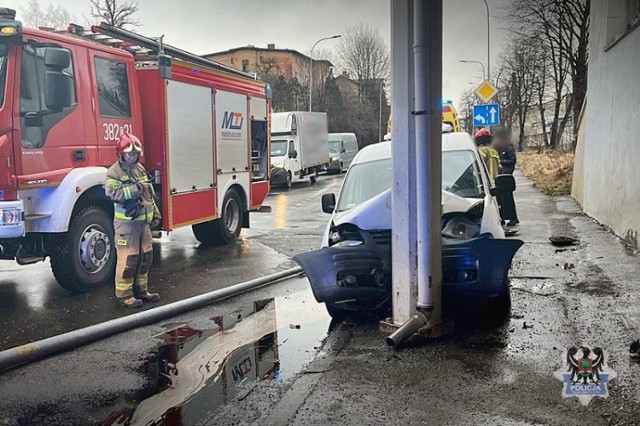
[192,190,243,246]
[51,206,115,292]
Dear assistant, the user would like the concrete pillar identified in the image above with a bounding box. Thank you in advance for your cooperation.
[391,0,417,324]
[391,0,443,325]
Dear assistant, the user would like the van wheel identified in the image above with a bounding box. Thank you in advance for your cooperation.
[285,171,292,189]
[192,189,243,246]
[51,206,115,293]
[310,168,318,184]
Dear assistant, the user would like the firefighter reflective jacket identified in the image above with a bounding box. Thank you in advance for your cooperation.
[105,161,160,223]
[478,146,500,180]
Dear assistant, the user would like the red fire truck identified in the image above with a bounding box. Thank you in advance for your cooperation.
[0,9,272,292]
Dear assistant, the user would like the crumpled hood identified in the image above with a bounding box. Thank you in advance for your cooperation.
[332,189,483,231]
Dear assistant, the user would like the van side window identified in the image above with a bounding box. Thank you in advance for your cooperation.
[288,140,295,156]
[95,57,131,118]
[20,44,77,149]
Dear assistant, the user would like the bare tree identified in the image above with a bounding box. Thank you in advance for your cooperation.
[496,35,545,151]
[90,0,140,28]
[502,0,589,150]
[337,22,390,99]
[256,56,280,81]
[20,0,47,28]
[20,0,74,30]
[44,3,73,30]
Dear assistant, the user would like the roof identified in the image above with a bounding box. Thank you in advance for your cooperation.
[351,132,477,166]
[204,46,333,66]
[24,27,133,60]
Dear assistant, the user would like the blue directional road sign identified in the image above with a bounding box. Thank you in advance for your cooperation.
[473,103,501,127]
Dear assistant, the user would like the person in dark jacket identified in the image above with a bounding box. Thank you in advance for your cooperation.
[493,128,519,226]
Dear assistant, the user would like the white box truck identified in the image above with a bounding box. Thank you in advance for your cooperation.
[270,112,329,188]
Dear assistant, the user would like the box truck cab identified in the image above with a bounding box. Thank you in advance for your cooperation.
[270,112,328,188]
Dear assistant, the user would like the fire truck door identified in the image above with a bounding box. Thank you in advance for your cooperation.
[89,52,137,165]
[17,42,85,184]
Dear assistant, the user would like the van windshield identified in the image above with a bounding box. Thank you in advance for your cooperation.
[328,140,341,153]
[271,140,288,157]
[337,149,485,212]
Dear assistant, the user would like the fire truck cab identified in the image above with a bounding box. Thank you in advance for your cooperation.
[0,9,271,292]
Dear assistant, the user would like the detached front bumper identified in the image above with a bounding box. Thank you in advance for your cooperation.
[0,200,25,239]
[294,233,523,307]
[441,237,524,299]
[293,244,389,305]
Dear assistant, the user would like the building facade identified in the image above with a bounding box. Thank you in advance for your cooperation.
[572,0,640,247]
[204,45,333,86]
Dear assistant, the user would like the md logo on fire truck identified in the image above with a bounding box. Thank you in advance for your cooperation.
[222,111,244,130]
[221,111,244,140]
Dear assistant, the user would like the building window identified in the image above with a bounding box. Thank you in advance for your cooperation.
[242,59,250,72]
[95,57,131,118]
[606,0,640,50]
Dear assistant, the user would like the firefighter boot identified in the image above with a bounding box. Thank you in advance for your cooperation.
[136,291,161,303]
[119,296,144,308]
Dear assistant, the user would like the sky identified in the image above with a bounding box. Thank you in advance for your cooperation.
[8,0,511,106]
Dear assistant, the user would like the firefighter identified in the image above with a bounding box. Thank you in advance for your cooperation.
[105,133,161,308]
[474,128,500,180]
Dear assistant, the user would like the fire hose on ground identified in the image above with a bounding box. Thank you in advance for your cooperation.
[0,266,303,372]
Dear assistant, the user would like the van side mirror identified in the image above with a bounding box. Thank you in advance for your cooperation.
[289,150,298,159]
[490,174,516,196]
[44,48,73,111]
[322,193,336,214]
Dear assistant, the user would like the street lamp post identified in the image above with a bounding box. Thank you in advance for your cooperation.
[459,60,486,81]
[378,80,384,142]
[308,35,341,112]
[483,0,490,80]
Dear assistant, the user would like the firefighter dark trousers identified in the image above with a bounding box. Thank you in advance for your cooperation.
[114,220,153,299]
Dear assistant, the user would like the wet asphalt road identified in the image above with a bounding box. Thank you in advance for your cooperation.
[0,173,343,351]
[3,170,640,425]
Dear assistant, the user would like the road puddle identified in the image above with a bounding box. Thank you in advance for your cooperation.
[6,288,331,426]
[104,289,330,425]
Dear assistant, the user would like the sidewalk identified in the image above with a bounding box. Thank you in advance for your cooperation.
[215,171,640,426]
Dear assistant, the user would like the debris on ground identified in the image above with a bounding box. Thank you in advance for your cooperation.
[550,236,579,246]
[523,322,534,329]
[289,324,301,329]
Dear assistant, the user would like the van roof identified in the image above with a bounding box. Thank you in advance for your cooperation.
[351,132,476,166]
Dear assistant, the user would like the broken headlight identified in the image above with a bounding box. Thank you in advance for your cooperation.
[442,215,481,239]
[328,224,364,247]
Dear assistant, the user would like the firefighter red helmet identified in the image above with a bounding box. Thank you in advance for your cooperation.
[474,128,491,139]
[116,133,143,155]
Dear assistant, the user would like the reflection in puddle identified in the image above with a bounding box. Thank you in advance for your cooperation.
[100,290,330,425]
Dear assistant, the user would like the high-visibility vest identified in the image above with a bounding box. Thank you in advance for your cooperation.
[105,162,158,222]
[479,146,500,180]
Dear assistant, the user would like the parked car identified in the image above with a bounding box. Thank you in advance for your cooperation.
[326,133,359,173]
[293,130,523,320]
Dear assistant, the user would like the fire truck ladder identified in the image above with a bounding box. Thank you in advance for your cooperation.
[67,22,256,80]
